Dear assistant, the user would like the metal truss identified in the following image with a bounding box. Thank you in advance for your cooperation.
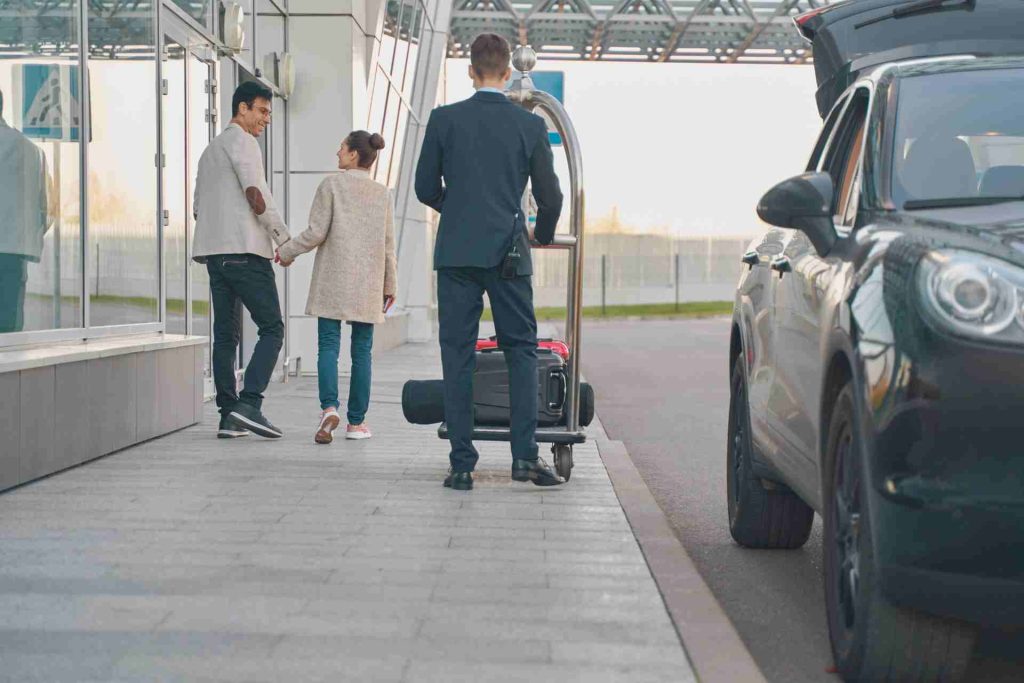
[449,0,836,63]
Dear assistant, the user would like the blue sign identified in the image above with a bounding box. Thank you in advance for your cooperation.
[513,70,564,146]
[18,64,81,142]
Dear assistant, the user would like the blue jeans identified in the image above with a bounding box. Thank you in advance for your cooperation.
[318,318,374,425]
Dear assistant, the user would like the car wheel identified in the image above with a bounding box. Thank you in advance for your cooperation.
[727,356,813,549]
[823,383,976,682]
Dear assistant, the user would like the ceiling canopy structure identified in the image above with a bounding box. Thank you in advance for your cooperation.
[448,0,837,64]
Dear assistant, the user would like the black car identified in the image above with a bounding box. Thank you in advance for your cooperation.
[727,2,1024,681]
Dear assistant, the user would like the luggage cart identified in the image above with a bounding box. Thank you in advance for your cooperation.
[438,46,587,482]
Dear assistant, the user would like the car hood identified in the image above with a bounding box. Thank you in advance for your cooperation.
[874,202,1024,264]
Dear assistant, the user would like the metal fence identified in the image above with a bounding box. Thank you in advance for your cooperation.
[531,233,753,308]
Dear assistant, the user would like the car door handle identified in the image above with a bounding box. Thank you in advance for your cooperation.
[741,251,759,269]
[770,256,791,277]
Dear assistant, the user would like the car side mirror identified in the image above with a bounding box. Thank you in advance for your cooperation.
[757,172,838,256]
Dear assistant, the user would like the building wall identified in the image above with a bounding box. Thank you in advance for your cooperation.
[284,0,446,368]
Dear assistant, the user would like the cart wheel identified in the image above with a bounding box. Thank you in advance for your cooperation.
[553,445,573,481]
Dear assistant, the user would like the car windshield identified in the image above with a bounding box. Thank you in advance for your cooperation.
[892,67,1024,209]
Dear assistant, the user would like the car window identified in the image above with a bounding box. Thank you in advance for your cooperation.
[892,68,1024,207]
[841,163,863,227]
[836,117,866,224]
[807,95,848,172]
[821,89,870,218]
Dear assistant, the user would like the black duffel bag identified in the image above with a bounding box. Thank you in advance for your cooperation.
[402,376,595,428]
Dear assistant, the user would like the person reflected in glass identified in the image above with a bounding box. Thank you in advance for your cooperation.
[0,89,53,334]
[275,131,397,444]
[193,81,292,440]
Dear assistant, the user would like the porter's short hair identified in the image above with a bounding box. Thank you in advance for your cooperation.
[470,33,511,79]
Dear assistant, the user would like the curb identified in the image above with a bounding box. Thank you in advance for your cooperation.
[594,428,766,683]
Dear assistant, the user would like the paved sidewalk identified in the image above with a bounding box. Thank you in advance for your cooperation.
[0,341,695,683]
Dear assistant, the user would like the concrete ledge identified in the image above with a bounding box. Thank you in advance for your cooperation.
[375,310,410,354]
[0,334,205,493]
[0,334,207,374]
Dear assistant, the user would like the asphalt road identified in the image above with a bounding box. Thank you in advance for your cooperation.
[580,317,1023,683]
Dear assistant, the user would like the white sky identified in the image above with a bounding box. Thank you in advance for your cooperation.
[446,59,823,237]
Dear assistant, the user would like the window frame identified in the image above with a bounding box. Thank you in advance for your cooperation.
[817,86,872,234]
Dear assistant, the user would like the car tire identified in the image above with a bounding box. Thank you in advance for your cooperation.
[727,356,814,549]
[823,383,976,683]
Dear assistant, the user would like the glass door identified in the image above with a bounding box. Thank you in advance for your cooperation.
[162,13,216,396]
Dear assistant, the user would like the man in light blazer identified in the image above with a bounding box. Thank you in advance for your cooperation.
[193,81,291,440]
[415,33,564,491]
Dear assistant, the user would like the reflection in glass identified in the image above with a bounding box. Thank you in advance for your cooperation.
[170,0,214,29]
[379,0,400,72]
[376,86,400,183]
[391,0,412,82]
[164,40,187,335]
[387,104,409,188]
[88,1,158,326]
[0,1,82,334]
[402,3,425,98]
[189,54,212,367]
[238,0,255,70]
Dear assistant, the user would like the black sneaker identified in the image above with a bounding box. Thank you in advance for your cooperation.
[217,415,250,439]
[227,402,283,439]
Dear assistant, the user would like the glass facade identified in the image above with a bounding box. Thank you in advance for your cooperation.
[0,2,82,334]
[1,0,443,350]
[0,0,292,347]
[368,0,430,189]
[88,2,160,326]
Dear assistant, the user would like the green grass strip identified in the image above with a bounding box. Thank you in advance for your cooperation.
[481,300,733,321]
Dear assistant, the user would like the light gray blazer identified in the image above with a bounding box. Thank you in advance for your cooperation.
[192,123,290,261]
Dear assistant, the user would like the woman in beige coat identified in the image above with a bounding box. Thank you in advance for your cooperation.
[276,131,397,444]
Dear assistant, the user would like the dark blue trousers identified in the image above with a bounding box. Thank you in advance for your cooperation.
[207,254,284,416]
[438,266,539,472]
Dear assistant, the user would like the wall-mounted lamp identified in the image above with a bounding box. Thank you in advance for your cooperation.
[223,1,245,53]
[261,52,295,98]
[279,53,295,98]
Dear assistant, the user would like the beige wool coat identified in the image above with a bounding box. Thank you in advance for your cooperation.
[277,168,397,324]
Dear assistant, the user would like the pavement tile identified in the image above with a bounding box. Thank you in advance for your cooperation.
[0,344,693,681]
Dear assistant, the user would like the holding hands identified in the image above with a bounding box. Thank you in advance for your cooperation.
[274,248,293,267]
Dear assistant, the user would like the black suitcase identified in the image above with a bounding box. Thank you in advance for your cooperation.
[473,348,566,426]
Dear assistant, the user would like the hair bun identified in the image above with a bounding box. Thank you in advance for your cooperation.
[369,133,386,151]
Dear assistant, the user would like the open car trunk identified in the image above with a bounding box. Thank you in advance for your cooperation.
[797,0,1024,117]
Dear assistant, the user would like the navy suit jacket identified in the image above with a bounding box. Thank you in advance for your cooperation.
[414,91,563,276]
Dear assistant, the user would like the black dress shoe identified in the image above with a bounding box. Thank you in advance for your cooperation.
[443,470,473,491]
[511,457,565,486]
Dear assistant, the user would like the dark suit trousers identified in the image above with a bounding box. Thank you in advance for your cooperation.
[438,266,540,472]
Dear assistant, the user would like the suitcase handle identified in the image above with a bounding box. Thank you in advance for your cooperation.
[548,369,567,410]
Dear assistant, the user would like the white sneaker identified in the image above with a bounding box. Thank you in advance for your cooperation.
[315,409,341,444]
[346,423,372,440]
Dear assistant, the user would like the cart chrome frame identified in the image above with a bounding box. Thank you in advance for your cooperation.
[438,47,586,479]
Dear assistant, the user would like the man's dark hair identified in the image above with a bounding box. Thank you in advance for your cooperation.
[232,80,273,116]
[470,33,511,79]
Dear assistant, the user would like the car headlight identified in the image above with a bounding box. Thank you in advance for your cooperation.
[917,250,1024,340]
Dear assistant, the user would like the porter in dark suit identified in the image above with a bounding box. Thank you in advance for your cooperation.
[415,33,563,490]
